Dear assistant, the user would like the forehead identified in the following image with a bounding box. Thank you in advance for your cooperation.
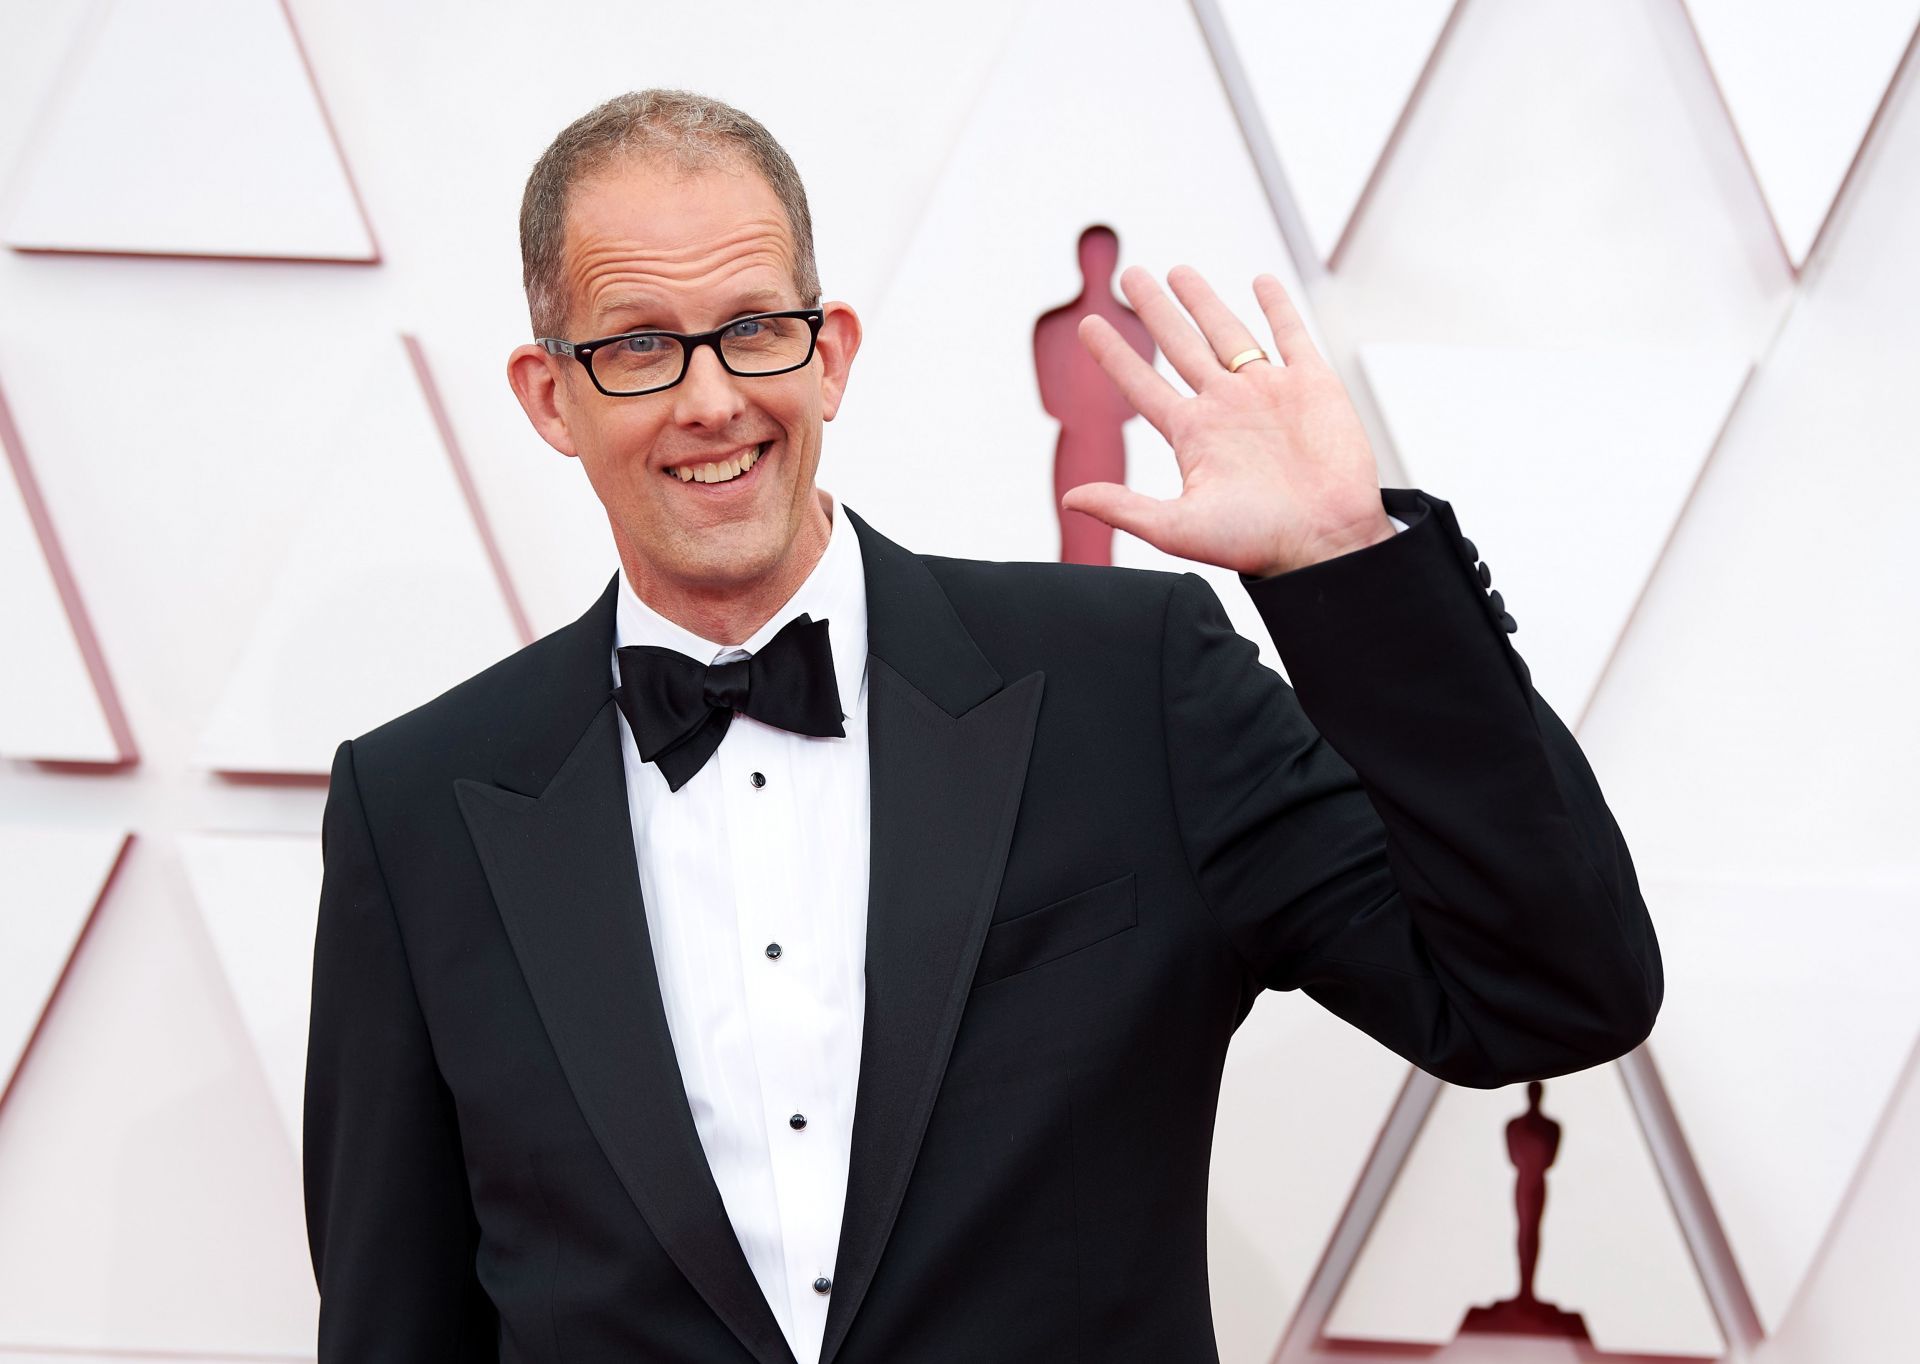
[562,154,799,332]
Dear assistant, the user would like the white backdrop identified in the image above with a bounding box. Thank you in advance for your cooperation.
[2,1,1917,1360]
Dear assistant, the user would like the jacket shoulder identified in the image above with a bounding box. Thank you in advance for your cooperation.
[917,552,1189,657]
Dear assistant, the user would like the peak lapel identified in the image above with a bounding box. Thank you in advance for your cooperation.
[820,509,1046,1364]
[453,573,795,1364]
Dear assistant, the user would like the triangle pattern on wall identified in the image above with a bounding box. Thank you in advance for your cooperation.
[2,0,377,261]
[1645,876,1920,1336]
[0,377,134,764]
[1212,0,1457,263]
[0,828,321,1353]
[193,335,525,775]
[1683,0,1920,267]
[0,827,130,1112]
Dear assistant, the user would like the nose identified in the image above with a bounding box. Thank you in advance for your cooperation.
[671,341,747,430]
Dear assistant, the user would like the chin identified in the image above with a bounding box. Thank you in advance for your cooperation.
[675,528,788,587]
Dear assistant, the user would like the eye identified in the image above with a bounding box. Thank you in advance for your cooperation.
[722,317,765,340]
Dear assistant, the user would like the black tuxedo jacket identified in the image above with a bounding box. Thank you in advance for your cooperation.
[304,487,1662,1363]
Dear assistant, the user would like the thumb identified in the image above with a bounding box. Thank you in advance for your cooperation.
[1060,481,1173,544]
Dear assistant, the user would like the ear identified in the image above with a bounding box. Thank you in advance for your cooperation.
[506,343,581,457]
[815,300,862,422]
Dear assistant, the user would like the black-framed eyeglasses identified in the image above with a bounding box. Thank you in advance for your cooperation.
[538,308,825,397]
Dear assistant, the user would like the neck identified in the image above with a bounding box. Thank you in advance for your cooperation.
[622,489,836,646]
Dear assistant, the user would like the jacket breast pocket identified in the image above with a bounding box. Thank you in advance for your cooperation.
[973,872,1137,990]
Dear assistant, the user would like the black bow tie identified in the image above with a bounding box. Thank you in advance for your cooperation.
[613,612,845,791]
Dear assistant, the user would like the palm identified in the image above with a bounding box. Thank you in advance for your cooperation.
[1063,265,1392,578]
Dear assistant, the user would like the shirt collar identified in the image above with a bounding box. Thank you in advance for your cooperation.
[610,492,869,714]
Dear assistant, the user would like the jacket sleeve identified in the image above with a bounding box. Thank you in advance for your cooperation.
[1160,487,1662,1088]
[304,737,499,1357]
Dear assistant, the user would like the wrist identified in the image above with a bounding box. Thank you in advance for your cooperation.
[1252,513,1398,579]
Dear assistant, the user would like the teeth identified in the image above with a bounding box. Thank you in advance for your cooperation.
[670,443,765,484]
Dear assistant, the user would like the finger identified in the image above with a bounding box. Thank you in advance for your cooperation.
[1252,273,1320,367]
[1078,313,1180,433]
[1118,265,1226,393]
[1167,265,1267,374]
[1060,480,1177,545]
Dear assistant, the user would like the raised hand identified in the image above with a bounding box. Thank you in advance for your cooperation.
[1063,264,1395,579]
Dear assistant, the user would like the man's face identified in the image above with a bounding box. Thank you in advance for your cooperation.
[509,154,859,609]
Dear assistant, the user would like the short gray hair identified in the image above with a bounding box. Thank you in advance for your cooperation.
[518,89,821,337]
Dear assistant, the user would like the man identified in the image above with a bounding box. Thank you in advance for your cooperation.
[303,89,1661,1363]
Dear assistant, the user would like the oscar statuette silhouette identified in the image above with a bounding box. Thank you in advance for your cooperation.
[1033,224,1156,565]
[1460,1080,1591,1339]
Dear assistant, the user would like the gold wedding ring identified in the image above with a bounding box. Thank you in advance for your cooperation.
[1225,348,1270,373]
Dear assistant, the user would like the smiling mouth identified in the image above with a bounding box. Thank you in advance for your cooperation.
[663,440,771,485]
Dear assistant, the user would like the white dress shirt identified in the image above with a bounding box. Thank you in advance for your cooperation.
[610,492,870,1364]
[606,497,1403,1362]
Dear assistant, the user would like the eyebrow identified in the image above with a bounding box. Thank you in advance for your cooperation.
[594,288,789,331]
